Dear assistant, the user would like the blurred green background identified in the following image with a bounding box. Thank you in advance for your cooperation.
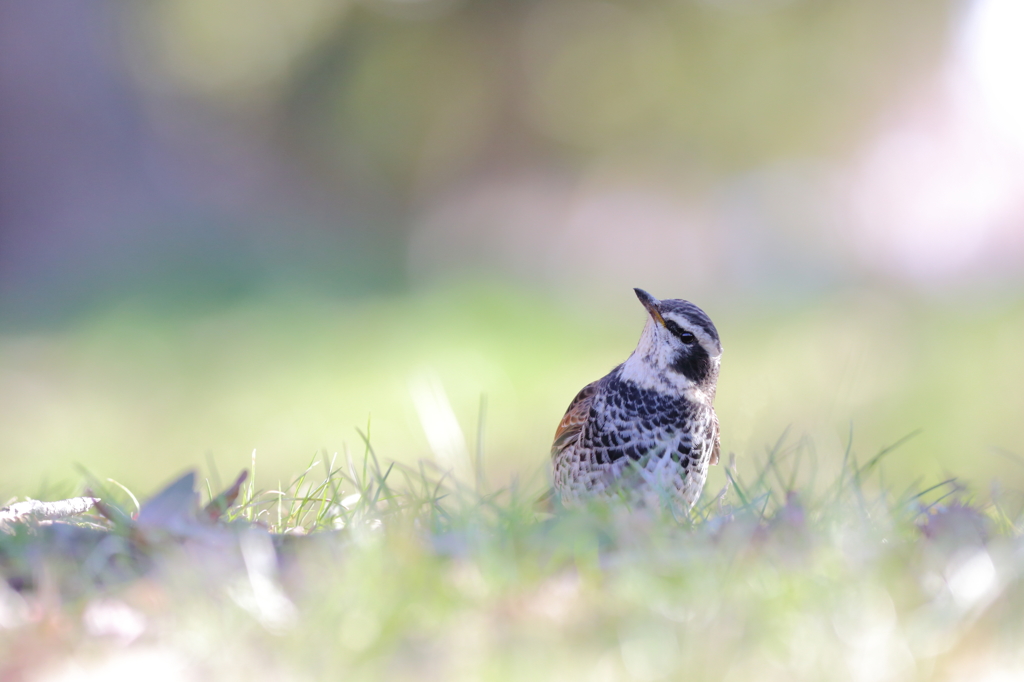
[1,0,1023,498]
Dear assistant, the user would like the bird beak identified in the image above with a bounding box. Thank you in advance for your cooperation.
[633,288,665,326]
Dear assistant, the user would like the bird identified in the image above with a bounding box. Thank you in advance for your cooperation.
[551,288,722,509]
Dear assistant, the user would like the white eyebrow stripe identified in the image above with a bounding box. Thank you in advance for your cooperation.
[662,313,722,358]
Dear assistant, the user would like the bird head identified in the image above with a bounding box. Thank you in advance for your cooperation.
[620,288,722,399]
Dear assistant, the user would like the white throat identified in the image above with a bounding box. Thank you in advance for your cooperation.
[618,317,703,398]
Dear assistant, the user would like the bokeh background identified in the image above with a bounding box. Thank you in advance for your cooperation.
[1,0,1023,499]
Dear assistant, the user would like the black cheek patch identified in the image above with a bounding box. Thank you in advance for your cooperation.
[671,346,711,383]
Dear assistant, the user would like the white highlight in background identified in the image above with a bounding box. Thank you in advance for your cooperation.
[410,371,471,482]
[962,0,1024,149]
[946,548,997,609]
[848,0,1024,285]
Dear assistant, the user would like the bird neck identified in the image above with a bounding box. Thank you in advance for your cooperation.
[618,351,694,397]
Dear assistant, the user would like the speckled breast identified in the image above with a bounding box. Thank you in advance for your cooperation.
[558,374,715,507]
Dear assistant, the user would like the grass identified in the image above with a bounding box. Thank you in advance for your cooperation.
[2,430,1023,682]
[2,285,1024,498]
[2,285,1023,679]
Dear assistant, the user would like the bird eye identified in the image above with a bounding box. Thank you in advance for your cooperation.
[665,320,697,345]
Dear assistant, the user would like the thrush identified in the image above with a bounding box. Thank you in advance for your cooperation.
[551,288,722,509]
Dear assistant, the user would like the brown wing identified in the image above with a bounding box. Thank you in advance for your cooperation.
[708,411,721,466]
[551,381,599,456]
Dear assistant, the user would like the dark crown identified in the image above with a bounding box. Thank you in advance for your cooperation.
[659,300,720,351]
